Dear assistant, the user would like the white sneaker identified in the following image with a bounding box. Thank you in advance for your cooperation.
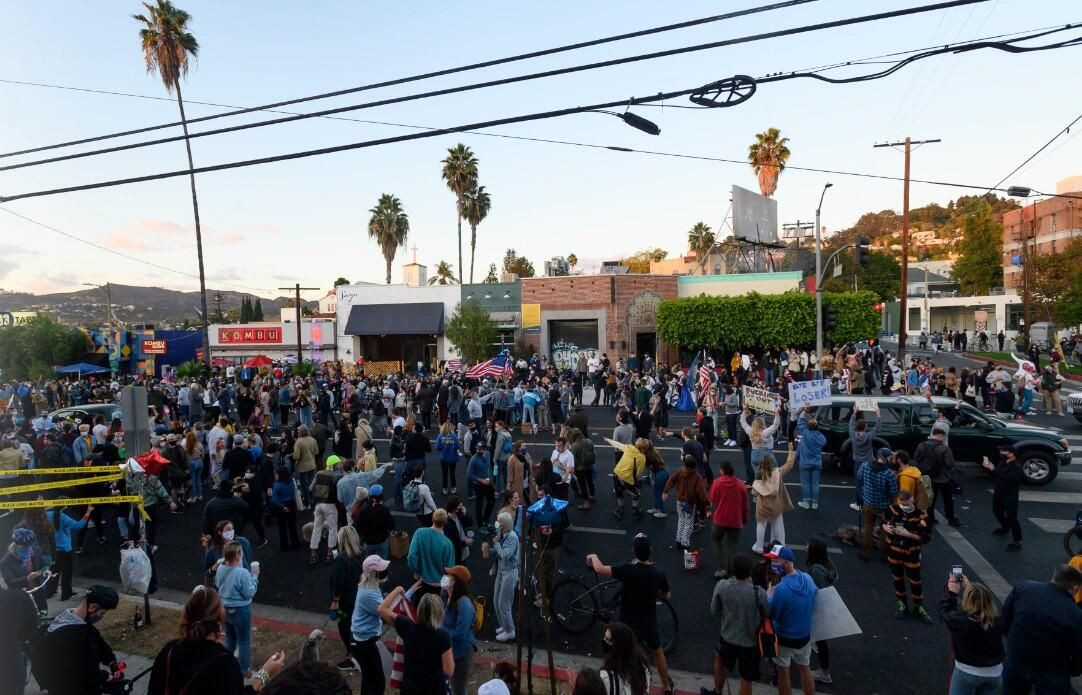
[496,627,506,637]
[812,670,832,684]
[849,502,861,511]
[653,511,667,519]
[496,631,516,642]
[751,544,764,554]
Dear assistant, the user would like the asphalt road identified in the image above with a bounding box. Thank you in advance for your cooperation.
[11,356,1081,695]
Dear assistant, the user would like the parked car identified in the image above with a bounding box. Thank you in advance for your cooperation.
[1068,392,1082,425]
[811,395,1071,486]
[49,403,124,426]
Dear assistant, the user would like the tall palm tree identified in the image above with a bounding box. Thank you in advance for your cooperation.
[367,194,410,284]
[567,253,578,271]
[133,1,209,368]
[428,261,458,285]
[460,185,491,284]
[687,222,716,275]
[747,127,791,198]
[440,144,478,284]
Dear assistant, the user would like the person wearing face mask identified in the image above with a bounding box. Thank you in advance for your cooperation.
[763,545,817,695]
[441,565,478,695]
[203,520,253,584]
[30,585,120,695]
[884,490,933,624]
[215,541,260,675]
[350,554,392,694]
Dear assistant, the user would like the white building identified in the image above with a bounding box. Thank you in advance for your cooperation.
[209,319,337,362]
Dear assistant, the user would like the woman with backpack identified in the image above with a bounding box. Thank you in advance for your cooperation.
[435,422,460,495]
[441,565,478,695]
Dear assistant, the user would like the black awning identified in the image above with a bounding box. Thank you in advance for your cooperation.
[344,302,444,336]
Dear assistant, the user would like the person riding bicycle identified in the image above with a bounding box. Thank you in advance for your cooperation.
[31,584,122,695]
[587,533,675,695]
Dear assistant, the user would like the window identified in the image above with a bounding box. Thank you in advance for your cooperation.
[878,406,904,425]
[915,406,935,427]
[815,405,852,423]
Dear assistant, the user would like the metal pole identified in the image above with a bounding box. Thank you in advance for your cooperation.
[1022,200,1034,343]
[295,285,303,362]
[105,282,116,373]
[899,137,911,364]
[814,183,830,378]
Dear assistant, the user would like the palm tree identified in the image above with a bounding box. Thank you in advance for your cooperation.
[747,127,791,198]
[687,222,716,275]
[428,261,458,285]
[567,253,578,271]
[440,144,478,284]
[133,1,209,368]
[460,185,491,284]
[367,194,409,284]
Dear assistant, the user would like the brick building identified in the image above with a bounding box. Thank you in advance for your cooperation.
[1002,176,1082,289]
[520,275,679,370]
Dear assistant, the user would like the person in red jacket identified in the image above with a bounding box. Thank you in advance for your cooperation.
[709,460,750,579]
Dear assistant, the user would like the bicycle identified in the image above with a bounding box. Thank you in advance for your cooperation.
[549,567,679,654]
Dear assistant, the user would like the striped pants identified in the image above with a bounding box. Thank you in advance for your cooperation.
[676,503,695,548]
[887,543,923,605]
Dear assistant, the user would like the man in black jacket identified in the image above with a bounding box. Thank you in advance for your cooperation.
[32,585,120,695]
[202,479,249,535]
[982,445,1024,551]
[1002,565,1082,693]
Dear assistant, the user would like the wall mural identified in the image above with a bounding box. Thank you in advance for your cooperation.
[551,340,600,372]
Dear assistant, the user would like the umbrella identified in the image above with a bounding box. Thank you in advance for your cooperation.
[244,355,273,368]
[54,362,111,375]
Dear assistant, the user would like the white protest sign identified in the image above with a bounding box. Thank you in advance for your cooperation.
[742,385,779,413]
[810,586,862,642]
[854,397,880,414]
[788,379,832,408]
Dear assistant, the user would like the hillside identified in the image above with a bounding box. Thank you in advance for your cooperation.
[0,284,314,328]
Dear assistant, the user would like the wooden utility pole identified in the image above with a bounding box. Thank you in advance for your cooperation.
[212,291,225,323]
[873,137,940,364]
[1022,199,1036,341]
[279,284,318,363]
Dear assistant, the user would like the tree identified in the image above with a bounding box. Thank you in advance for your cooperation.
[951,199,1003,296]
[567,253,578,271]
[621,247,668,274]
[0,315,89,380]
[134,0,209,368]
[502,249,535,278]
[460,185,491,284]
[367,194,410,284]
[428,261,458,285]
[687,222,716,275]
[820,250,901,302]
[239,296,252,323]
[1029,237,1082,323]
[483,263,499,284]
[444,299,497,363]
[747,127,791,198]
[440,144,478,285]
[252,298,264,321]
[333,277,350,287]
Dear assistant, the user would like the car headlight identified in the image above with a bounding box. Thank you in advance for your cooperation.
[1062,438,1071,450]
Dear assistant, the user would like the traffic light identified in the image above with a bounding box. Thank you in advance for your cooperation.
[855,236,871,267]
[822,305,837,332]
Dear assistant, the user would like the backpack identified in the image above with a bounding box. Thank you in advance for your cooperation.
[471,596,486,632]
[914,474,933,511]
[916,440,948,479]
[402,480,423,513]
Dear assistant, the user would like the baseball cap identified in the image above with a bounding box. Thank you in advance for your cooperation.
[764,544,796,563]
[369,484,384,497]
[876,447,894,461]
[632,532,651,557]
[363,555,390,573]
[325,454,341,468]
[444,565,472,584]
[232,434,246,445]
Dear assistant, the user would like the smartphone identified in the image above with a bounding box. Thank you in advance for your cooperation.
[952,565,963,581]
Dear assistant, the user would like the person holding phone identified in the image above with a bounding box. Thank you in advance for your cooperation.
[940,572,1004,694]
[982,445,1023,552]
[884,490,933,624]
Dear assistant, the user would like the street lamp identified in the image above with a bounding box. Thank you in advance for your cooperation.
[814,183,832,377]
[587,110,661,135]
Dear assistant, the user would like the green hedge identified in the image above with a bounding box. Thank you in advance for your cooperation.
[656,290,880,351]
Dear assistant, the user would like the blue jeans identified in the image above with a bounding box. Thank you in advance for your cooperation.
[393,459,407,501]
[364,540,389,560]
[949,666,1001,695]
[1002,659,1069,695]
[296,470,315,508]
[523,404,536,429]
[188,458,204,499]
[800,466,821,503]
[652,469,670,511]
[749,448,769,483]
[224,604,253,673]
[1018,389,1034,415]
[496,459,508,491]
[269,408,279,431]
[494,568,518,636]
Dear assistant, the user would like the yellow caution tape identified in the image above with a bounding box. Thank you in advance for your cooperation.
[0,473,122,496]
[0,495,149,519]
[1,466,127,475]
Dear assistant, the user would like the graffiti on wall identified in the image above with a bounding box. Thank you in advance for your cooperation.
[551,340,599,372]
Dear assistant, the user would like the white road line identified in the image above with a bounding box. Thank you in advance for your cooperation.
[789,543,843,555]
[1054,471,1082,481]
[1018,491,1082,504]
[783,482,854,490]
[1028,517,1075,534]
[933,511,1014,602]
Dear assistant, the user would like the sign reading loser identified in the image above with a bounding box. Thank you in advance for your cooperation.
[788,379,832,408]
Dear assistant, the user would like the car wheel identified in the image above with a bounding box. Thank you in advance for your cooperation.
[1018,450,1057,486]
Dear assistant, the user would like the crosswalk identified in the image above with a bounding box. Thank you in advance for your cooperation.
[1019,433,1082,536]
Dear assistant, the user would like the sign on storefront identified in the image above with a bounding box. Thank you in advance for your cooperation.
[217,326,282,344]
[141,339,167,355]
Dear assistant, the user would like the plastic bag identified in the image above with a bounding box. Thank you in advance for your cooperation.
[683,548,701,572]
[120,545,152,595]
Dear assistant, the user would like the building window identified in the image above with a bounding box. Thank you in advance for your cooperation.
[1007,304,1024,331]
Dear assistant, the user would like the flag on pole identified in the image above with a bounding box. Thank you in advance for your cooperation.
[466,352,514,380]
[444,359,464,373]
[676,353,699,412]
[698,353,713,400]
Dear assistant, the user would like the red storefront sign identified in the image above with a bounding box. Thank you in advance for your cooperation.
[218,327,282,344]
[142,339,167,355]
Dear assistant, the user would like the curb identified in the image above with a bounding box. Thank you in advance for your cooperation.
[963,353,1082,383]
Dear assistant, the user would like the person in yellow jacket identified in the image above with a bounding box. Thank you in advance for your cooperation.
[604,437,650,521]
[892,450,930,510]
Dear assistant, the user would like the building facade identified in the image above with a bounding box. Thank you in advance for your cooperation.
[675,271,803,297]
[209,320,337,363]
[1002,177,1082,289]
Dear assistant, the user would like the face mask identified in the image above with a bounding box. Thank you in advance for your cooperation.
[86,610,104,625]
[770,563,785,576]
[900,504,915,513]
[440,575,453,591]
[222,529,235,541]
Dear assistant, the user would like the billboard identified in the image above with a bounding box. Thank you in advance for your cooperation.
[142,339,167,355]
[732,185,779,243]
[217,326,282,344]
[521,303,540,334]
[0,311,39,327]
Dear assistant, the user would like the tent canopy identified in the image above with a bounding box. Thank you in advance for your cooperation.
[244,355,273,367]
[54,362,111,375]
[344,302,444,336]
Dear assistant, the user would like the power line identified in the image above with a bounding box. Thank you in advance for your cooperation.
[0,0,986,171]
[0,0,820,160]
[987,110,1082,191]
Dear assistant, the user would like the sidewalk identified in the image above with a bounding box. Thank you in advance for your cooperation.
[68,575,777,695]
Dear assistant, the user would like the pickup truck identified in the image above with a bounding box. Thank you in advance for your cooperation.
[810,395,1071,485]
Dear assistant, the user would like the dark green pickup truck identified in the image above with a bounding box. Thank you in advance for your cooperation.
[812,395,1071,486]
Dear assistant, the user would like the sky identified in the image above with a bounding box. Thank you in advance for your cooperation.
[0,0,1080,299]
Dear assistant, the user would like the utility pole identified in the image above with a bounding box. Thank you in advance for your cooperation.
[873,137,940,365]
[814,184,832,378]
[212,291,225,323]
[83,282,116,373]
[1022,198,1036,342]
[279,284,319,363]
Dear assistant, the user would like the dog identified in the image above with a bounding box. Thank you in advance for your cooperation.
[832,523,860,546]
[300,628,327,666]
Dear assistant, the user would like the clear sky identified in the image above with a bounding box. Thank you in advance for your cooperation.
[1,0,1079,299]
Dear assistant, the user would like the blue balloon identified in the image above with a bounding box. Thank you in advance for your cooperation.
[526,495,568,526]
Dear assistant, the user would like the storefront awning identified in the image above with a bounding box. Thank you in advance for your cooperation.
[344,303,444,336]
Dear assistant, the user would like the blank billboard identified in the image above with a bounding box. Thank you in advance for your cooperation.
[732,185,779,243]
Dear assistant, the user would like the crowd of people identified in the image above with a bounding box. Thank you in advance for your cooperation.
[0,335,1079,695]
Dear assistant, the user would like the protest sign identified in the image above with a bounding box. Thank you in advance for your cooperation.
[810,586,862,642]
[742,385,780,413]
[789,379,832,408]
[855,397,880,414]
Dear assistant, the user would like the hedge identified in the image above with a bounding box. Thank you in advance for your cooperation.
[656,290,880,351]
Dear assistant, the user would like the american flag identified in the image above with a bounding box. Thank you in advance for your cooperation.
[466,354,514,380]
[697,355,713,400]
[444,358,464,373]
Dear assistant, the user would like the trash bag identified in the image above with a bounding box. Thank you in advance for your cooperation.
[120,545,152,595]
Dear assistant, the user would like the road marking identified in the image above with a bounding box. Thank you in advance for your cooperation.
[788,543,843,555]
[1018,491,1082,504]
[1029,517,1075,534]
[783,482,854,490]
[1054,471,1082,481]
[567,526,626,536]
[933,511,1014,602]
